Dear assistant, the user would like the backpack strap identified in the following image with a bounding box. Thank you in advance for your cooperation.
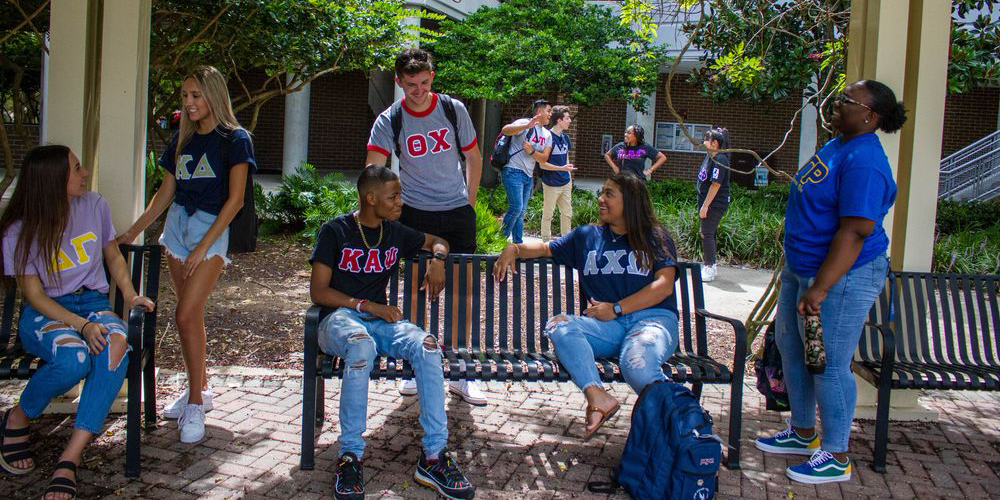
[389,100,404,159]
[390,94,467,162]
[438,94,466,162]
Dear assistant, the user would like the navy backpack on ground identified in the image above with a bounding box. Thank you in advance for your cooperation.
[588,380,722,500]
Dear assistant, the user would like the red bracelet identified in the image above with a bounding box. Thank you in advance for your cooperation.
[356,299,368,313]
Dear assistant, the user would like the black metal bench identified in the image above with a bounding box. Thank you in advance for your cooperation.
[854,270,999,473]
[0,244,161,478]
[301,255,747,470]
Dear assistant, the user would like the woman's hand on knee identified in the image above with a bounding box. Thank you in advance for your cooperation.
[81,322,109,355]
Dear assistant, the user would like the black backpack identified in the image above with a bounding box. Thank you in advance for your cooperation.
[489,127,536,171]
[389,93,465,162]
[219,129,257,254]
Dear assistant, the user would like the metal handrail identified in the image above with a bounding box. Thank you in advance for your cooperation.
[939,130,1000,201]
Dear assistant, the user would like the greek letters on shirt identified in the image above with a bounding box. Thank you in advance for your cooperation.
[581,249,650,277]
[406,128,453,157]
[337,247,400,274]
[797,154,830,185]
[175,154,218,180]
[53,232,98,271]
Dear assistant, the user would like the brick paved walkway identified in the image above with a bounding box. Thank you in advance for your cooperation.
[2,368,999,499]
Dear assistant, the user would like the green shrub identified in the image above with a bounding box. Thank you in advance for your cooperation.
[933,226,1000,274]
[935,199,1000,235]
[475,198,507,254]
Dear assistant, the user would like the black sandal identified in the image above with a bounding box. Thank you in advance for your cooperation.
[0,408,34,474]
[42,461,78,500]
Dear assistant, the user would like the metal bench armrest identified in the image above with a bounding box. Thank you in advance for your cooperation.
[864,320,896,381]
[696,308,748,362]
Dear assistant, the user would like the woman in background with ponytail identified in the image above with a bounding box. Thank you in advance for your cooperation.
[754,80,907,485]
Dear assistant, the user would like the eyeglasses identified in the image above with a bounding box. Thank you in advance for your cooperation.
[835,94,873,112]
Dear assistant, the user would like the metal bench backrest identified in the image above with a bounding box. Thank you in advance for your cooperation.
[0,244,162,355]
[389,255,708,357]
[859,271,1000,366]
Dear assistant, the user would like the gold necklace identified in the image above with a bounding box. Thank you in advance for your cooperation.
[355,213,383,249]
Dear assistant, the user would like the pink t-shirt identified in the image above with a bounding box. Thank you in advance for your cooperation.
[3,192,117,297]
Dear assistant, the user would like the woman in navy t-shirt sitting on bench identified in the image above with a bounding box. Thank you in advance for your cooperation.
[494,172,680,440]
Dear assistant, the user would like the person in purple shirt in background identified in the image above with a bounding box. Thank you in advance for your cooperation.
[0,146,155,499]
[604,124,667,182]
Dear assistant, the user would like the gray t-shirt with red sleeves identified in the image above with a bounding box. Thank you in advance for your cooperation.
[505,118,553,177]
[3,191,117,297]
[367,93,478,211]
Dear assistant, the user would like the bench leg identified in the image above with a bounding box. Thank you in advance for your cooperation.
[872,382,892,473]
[316,377,325,428]
[125,349,142,478]
[725,372,745,469]
[301,370,318,471]
[143,349,157,431]
[691,382,703,399]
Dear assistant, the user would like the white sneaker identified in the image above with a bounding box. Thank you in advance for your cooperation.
[701,264,717,282]
[398,379,418,396]
[448,380,488,406]
[178,404,206,443]
[163,388,214,419]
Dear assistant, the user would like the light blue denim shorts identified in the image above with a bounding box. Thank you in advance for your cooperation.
[159,203,230,265]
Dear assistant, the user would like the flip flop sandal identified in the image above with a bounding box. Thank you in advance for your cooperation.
[583,403,621,441]
[0,408,34,475]
[42,461,78,500]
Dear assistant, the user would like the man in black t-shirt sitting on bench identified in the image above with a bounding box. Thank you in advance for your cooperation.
[309,165,476,500]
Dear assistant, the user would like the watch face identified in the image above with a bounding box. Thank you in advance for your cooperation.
[613,303,623,315]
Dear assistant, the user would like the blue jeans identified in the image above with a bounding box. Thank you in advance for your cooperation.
[501,167,534,244]
[18,289,130,434]
[775,254,888,453]
[318,308,447,459]
[545,308,679,394]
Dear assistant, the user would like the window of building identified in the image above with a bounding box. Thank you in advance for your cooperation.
[654,122,712,152]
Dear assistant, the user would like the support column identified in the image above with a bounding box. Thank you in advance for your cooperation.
[95,0,151,235]
[282,75,311,177]
[44,0,101,167]
[797,89,818,168]
[890,0,950,271]
[847,0,950,422]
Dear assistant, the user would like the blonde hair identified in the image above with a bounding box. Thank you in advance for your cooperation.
[175,65,243,167]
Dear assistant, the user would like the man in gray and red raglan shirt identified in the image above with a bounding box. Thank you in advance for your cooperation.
[365,48,488,406]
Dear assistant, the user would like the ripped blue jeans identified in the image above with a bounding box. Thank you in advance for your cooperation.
[18,289,130,434]
[318,307,447,459]
[545,308,679,394]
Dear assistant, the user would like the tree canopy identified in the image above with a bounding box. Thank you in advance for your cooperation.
[150,0,437,133]
[427,0,667,111]
[680,0,999,104]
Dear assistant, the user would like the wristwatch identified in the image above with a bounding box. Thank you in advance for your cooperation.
[433,251,448,262]
[613,302,624,317]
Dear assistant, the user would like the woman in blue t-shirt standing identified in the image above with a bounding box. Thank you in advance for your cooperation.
[754,80,907,484]
[494,172,679,440]
[119,66,256,444]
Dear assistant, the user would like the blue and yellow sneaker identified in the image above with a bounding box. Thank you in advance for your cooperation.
[754,420,820,455]
[786,450,852,484]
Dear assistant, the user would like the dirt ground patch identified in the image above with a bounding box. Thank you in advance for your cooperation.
[154,231,312,372]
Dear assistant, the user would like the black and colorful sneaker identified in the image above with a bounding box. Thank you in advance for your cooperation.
[333,452,365,500]
[414,449,476,499]
[786,450,852,484]
[754,419,820,456]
